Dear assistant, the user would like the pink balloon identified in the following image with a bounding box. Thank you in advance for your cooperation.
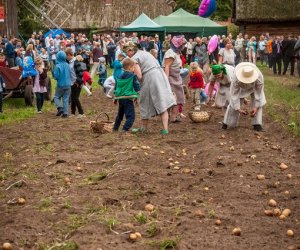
[207,35,218,53]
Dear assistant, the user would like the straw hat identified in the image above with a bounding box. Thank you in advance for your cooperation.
[235,62,260,84]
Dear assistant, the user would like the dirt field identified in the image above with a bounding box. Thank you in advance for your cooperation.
[0,88,299,250]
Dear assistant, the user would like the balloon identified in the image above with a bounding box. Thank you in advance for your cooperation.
[207,35,218,53]
[198,0,217,18]
[21,56,37,79]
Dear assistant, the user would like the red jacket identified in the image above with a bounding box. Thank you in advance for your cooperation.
[189,71,204,89]
[82,71,92,85]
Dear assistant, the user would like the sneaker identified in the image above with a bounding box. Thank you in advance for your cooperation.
[56,110,63,116]
[37,111,43,114]
[253,124,264,132]
[132,127,146,134]
[61,114,68,118]
[222,123,228,130]
[77,114,86,118]
[160,129,169,135]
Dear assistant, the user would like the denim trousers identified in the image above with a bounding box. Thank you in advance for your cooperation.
[113,99,135,131]
[71,84,84,115]
[35,92,44,111]
[54,86,71,115]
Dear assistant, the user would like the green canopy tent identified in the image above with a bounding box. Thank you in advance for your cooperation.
[153,8,227,36]
[119,13,165,32]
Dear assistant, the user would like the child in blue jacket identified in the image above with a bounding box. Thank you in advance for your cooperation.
[53,51,71,118]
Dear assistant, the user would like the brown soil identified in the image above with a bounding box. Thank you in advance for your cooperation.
[0,89,300,250]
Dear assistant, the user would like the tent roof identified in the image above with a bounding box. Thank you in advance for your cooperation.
[120,13,165,32]
[154,8,223,28]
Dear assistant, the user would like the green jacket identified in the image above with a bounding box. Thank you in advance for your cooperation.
[115,75,139,100]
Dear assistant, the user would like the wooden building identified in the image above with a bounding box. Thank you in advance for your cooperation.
[0,0,18,37]
[44,0,176,31]
[233,0,300,36]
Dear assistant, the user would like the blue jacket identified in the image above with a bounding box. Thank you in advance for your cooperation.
[113,60,123,80]
[5,42,15,58]
[54,51,71,88]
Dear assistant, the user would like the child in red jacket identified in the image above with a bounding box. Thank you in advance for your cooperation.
[82,71,92,96]
[188,62,207,110]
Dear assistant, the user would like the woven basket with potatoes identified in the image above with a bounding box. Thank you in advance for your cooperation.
[90,113,114,134]
[188,110,212,123]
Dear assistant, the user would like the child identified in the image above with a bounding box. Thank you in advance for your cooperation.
[33,57,48,114]
[0,74,5,114]
[113,58,140,132]
[188,62,206,110]
[97,57,107,87]
[53,51,71,118]
[103,76,116,98]
[40,48,49,70]
[0,53,7,67]
[82,70,92,96]
[112,53,125,81]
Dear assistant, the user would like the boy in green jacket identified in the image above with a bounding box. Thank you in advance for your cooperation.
[113,58,141,132]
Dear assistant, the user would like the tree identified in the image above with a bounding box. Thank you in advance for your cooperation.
[175,0,233,21]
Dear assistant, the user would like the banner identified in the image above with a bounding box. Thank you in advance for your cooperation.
[0,6,4,23]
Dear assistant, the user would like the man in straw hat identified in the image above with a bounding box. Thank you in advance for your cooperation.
[222,62,266,132]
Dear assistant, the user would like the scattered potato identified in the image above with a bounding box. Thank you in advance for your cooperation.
[268,199,277,207]
[282,209,291,217]
[284,191,290,195]
[135,232,142,238]
[287,174,292,179]
[2,242,12,250]
[215,219,222,226]
[174,166,180,170]
[230,146,235,151]
[76,166,83,172]
[250,155,257,159]
[64,177,71,184]
[131,146,139,150]
[287,230,294,237]
[144,152,149,156]
[169,163,175,167]
[17,198,26,205]
[194,209,205,218]
[160,151,165,154]
[129,233,138,240]
[279,214,287,220]
[273,208,281,217]
[264,210,274,216]
[168,158,174,162]
[220,142,224,146]
[257,175,265,180]
[204,187,209,191]
[174,161,180,164]
[232,227,242,236]
[280,163,288,170]
[145,204,155,212]
[221,134,225,139]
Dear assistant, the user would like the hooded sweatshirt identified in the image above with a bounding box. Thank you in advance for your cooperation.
[54,51,71,88]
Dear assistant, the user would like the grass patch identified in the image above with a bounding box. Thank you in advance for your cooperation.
[134,212,148,224]
[37,197,53,211]
[144,236,181,250]
[38,240,78,250]
[146,221,159,237]
[87,172,108,184]
[101,216,119,232]
[261,67,300,136]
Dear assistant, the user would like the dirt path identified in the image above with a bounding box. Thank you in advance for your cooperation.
[0,89,299,250]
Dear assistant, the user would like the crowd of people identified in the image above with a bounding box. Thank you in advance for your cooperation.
[0,30,299,134]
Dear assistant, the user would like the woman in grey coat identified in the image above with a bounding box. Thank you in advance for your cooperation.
[124,42,176,135]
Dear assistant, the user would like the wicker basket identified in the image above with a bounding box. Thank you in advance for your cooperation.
[188,110,212,123]
[90,113,114,134]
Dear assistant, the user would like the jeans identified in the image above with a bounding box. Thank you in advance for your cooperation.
[0,92,3,112]
[71,84,84,115]
[54,86,71,115]
[7,57,15,68]
[35,92,44,111]
[108,52,115,67]
[113,99,135,131]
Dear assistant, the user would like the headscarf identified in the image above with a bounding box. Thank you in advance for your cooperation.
[211,64,227,75]
[123,41,138,53]
[170,36,187,52]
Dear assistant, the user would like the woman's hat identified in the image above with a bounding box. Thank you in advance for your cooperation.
[171,36,187,49]
[235,62,260,84]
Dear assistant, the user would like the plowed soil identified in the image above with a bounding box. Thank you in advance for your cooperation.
[0,88,300,250]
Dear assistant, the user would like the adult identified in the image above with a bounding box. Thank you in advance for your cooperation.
[282,35,296,76]
[163,36,187,122]
[257,35,267,66]
[25,43,36,60]
[90,42,102,79]
[162,35,170,59]
[131,32,139,44]
[208,64,235,108]
[218,38,236,66]
[222,62,266,132]
[193,37,209,81]
[47,40,58,76]
[154,35,162,65]
[5,37,15,68]
[107,37,117,67]
[241,34,249,62]
[186,38,194,64]
[294,36,300,87]
[45,34,52,48]
[235,33,244,63]
[247,36,257,64]
[272,36,283,75]
[123,42,176,135]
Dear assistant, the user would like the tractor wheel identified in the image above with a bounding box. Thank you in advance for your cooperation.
[24,85,34,106]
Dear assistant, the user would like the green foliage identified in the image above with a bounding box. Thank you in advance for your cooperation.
[227,23,239,38]
[175,0,233,21]
[38,240,78,250]
[134,212,148,224]
[17,0,45,39]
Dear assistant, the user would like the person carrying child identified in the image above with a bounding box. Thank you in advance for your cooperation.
[53,51,71,118]
[113,57,141,132]
[188,62,206,110]
[97,57,107,88]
